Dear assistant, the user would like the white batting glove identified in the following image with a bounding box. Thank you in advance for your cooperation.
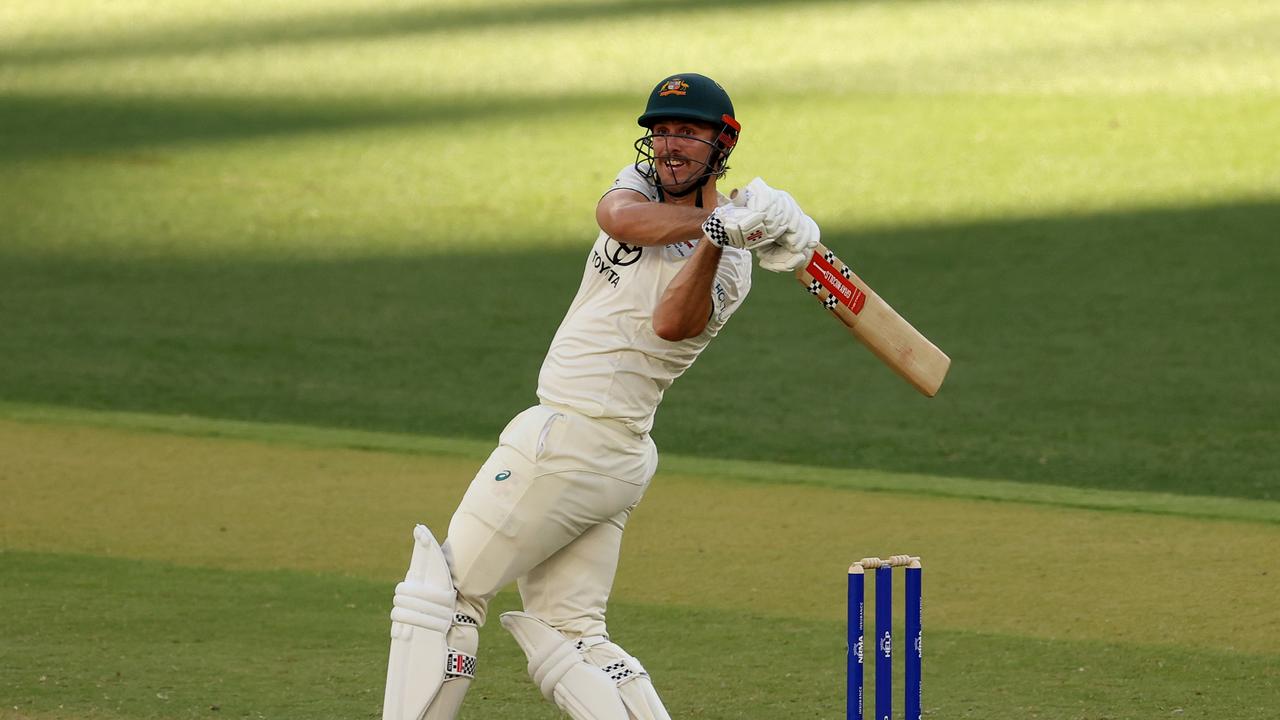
[754,214,819,273]
[702,202,771,250]
[742,177,804,246]
[755,243,813,273]
[779,213,820,255]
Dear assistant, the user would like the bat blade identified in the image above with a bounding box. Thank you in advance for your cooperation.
[796,243,951,397]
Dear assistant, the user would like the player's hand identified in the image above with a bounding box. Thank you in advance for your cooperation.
[755,242,814,273]
[778,212,820,255]
[742,177,803,242]
[701,203,771,250]
[742,177,822,254]
[754,212,819,273]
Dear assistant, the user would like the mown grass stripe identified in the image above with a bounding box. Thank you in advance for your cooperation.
[8,420,1276,655]
[3,401,1277,525]
[4,550,1276,720]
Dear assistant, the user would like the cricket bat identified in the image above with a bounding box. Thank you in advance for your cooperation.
[796,243,950,396]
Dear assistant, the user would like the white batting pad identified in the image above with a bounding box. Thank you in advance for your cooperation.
[500,611,630,720]
[576,637,672,720]
[383,524,464,720]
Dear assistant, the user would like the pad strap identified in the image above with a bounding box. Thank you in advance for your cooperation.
[444,613,480,680]
[576,636,647,685]
[445,649,477,679]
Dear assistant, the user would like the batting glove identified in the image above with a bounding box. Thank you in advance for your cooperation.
[742,177,804,247]
[702,202,772,250]
[779,213,820,255]
[756,242,815,273]
[755,213,819,273]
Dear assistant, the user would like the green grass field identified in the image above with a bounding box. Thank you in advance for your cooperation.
[3,0,1279,718]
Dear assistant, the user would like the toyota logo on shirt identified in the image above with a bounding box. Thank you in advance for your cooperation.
[603,238,643,266]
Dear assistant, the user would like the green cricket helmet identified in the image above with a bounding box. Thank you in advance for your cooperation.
[634,73,741,199]
[638,73,737,130]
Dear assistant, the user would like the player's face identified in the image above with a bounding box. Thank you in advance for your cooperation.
[649,120,718,192]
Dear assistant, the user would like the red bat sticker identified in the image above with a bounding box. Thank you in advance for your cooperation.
[806,252,867,314]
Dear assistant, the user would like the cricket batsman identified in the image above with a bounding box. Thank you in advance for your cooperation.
[381,73,820,719]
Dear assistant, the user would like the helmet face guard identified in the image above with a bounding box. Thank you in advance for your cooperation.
[633,74,739,199]
[633,113,741,196]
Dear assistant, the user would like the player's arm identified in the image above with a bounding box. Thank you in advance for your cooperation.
[652,239,723,341]
[651,194,797,340]
[596,189,712,247]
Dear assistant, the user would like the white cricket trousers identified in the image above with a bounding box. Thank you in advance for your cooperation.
[442,404,658,638]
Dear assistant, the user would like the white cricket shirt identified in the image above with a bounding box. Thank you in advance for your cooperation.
[536,164,753,435]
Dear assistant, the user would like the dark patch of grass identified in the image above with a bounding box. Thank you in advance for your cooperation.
[0,90,632,161]
[0,0,850,68]
[2,202,1278,499]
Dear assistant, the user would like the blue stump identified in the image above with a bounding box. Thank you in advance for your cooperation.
[847,566,864,720]
[905,563,922,720]
[875,565,892,720]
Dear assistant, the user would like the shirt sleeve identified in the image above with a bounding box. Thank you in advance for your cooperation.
[603,163,660,202]
[705,247,753,336]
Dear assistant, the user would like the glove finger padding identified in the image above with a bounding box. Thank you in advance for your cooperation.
[777,213,820,253]
[755,243,812,273]
[744,178,803,240]
[766,194,803,239]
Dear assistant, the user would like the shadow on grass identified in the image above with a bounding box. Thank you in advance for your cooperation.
[0,89,634,161]
[1,201,1277,500]
[1,0,853,66]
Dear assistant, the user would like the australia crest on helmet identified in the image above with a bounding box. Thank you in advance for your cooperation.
[659,78,689,96]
